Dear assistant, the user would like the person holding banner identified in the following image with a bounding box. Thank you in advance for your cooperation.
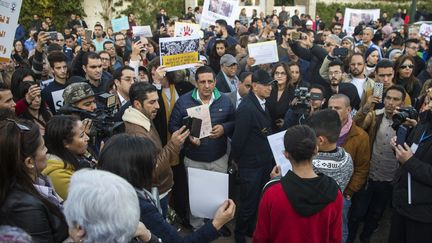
[206,19,238,56]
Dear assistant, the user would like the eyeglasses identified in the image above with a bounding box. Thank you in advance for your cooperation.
[105,47,115,51]
[100,58,110,62]
[401,64,414,69]
[406,46,418,50]
[274,71,287,76]
[6,118,30,131]
[329,71,342,76]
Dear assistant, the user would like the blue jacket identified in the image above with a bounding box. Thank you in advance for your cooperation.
[231,91,274,168]
[138,194,220,242]
[169,88,235,162]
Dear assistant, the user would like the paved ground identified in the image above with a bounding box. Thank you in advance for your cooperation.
[176,206,393,243]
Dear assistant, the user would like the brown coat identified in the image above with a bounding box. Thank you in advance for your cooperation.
[342,123,371,197]
[123,107,178,194]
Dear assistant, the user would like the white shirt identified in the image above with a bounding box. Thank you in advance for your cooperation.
[255,94,266,111]
[162,87,179,110]
[118,92,127,107]
[197,91,215,105]
[351,77,366,99]
[236,91,242,109]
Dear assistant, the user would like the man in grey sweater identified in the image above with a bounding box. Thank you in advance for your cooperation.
[307,109,354,243]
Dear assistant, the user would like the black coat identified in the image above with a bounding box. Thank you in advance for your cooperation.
[215,71,233,93]
[231,91,274,168]
[392,110,432,223]
[0,186,68,242]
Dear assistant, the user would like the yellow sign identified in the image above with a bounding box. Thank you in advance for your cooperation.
[162,51,199,68]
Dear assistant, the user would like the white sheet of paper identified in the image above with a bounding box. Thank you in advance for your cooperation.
[132,26,153,37]
[175,22,201,37]
[186,104,212,139]
[247,40,279,66]
[188,167,228,219]
[0,0,23,62]
[51,89,65,112]
[267,130,291,176]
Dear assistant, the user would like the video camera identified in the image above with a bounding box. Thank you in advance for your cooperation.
[59,93,124,140]
[293,87,311,112]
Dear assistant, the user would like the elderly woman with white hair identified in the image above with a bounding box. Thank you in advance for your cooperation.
[64,169,159,243]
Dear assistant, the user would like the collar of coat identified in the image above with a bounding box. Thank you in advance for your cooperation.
[122,107,151,132]
[191,87,222,103]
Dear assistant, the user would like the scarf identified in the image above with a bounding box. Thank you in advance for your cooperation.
[337,115,353,146]
[161,84,179,166]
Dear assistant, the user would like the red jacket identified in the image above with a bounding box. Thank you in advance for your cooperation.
[253,173,343,243]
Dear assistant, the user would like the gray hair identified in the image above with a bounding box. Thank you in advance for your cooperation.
[329,93,351,107]
[64,169,140,243]
[327,34,341,45]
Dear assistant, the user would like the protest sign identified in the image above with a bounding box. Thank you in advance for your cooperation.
[175,22,201,37]
[201,0,240,28]
[0,0,23,62]
[343,8,380,36]
[419,23,432,41]
[111,16,129,33]
[248,40,279,66]
[159,36,199,72]
[52,89,65,112]
[132,26,153,37]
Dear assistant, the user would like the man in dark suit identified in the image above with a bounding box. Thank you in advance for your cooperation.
[156,8,169,29]
[216,54,240,93]
[231,69,276,243]
[227,71,253,109]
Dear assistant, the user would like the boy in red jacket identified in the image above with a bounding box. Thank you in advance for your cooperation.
[253,125,343,243]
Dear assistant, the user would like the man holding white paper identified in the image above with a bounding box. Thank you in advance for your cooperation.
[169,65,235,232]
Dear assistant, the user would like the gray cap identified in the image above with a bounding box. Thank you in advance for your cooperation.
[63,82,95,105]
[220,54,238,66]
[327,34,341,45]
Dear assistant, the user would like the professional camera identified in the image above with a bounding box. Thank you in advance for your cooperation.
[293,87,311,111]
[59,93,124,140]
[392,107,418,130]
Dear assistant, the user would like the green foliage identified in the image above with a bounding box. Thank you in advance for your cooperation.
[275,0,295,6]
[120,0,185,27]
[20,0,85,31]
[316,1,432,28]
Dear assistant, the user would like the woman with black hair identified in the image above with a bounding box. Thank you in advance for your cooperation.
[98,134,236,243]
[12,40,29,68]
[0,119,68,242]
[209,39,228,74]
[15,80,52,135]
[42,115,95,200]
[393,55,422,104]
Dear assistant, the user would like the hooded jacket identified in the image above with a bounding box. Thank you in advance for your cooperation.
[253,170,343,243]
[123,107,177,194]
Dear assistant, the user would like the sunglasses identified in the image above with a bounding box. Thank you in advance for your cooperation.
[6,118,30,131]
[401,64,414,69]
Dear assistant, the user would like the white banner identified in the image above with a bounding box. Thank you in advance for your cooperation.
[419,23,432,42]
[0,0,23,62]
[201,0,240,28]
[343,8,380,36]
[175,22,201,37]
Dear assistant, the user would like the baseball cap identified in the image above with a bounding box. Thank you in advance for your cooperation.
[252,69,275,85]
[63,82,95,105]
[306,20,313,26]
[220,54,238,66]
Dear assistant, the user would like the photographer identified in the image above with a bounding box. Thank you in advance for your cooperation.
[282,84,326,129]
[389,99,432,242]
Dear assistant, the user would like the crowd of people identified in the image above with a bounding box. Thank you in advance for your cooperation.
[1,4,432,243]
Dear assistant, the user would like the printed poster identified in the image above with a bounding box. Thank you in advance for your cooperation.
[0,0,23,62]
[201,0,240,28]
[175,22,201,37]
[343,8,380,36]
[159,35,199,72]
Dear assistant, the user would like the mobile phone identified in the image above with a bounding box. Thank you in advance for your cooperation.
[46,31,58,40]
[182,116,192,130]
[132,36,140,43]
[396,126,408,145]
[85,30,93,41]
[373,82,384,99]
[333,47,348,58]
[182,116,202,138]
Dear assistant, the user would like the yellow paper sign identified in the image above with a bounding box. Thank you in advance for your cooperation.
[162,51,198,68]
